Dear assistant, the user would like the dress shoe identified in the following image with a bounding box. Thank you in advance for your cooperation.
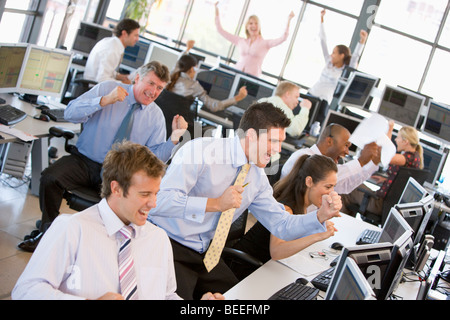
[18,232,43,252]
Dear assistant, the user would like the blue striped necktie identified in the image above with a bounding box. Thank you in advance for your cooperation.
[113,103,141,143]
[117,225,138,300]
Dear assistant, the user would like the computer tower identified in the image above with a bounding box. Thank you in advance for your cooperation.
[0,141,33,179]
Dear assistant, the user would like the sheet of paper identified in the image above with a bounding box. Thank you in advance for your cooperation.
[0,125,38,142]
[278,254,328,277]
[349,113,395,167]
[349,113,389,148]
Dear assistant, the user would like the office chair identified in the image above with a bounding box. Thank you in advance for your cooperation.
[48,126,101,211]
[346,166,430,226]
[154,89,199,141]
[61,69,97,105]
[222,209,264,279]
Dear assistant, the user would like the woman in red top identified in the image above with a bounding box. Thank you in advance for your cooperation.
[341,121,423,217]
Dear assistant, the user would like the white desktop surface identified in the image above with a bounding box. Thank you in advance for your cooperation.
[224,213,382,300]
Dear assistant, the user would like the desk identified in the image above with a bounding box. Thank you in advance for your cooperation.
[0,93,80,195]
[224,213,422,300]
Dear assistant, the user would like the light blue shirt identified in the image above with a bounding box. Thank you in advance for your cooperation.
[148,135,326,253]
[64,81,175,163]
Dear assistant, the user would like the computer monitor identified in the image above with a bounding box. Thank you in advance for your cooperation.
[377,230,414,300]
[396,194,434,247]
[121,37,152,71]
[71,21,112,55]
[398,177,427,205]
[195,62,236,101]
[325,257,376,300]
[0,43,28,93]
[337,71,379,110]
[377,85,426,127]
[16,45,72,101]
[423,100,450,144]
[422,144,449,186]
[228,74,275,111]
[328,242,393,299]
[320,110,362,153]
[416,250,446,300]
[145,42,182,71]
[378,207,414,245]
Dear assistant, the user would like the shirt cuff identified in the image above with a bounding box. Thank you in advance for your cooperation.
[184,196,208,223]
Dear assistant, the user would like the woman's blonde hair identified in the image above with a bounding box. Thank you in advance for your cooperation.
[245,15,262,38]
[399,126,423,169]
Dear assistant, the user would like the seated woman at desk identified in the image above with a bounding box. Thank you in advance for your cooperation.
[166,54,247,112]
[229,154,340,280]
[214,2,294,77]
[341,122,424,217]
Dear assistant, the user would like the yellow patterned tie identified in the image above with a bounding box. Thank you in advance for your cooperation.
[203,163,251,272]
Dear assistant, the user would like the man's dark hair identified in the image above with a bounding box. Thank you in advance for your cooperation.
[114,18,140,37]
[237,102,291,138]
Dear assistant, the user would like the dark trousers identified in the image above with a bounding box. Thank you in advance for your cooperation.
[38,147,102,232]
[170,239,239,300]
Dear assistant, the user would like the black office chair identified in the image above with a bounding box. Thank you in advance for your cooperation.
[61,69,97,105]
[347,166,430,226]
[222,209,264,279]
[48,126,101,211]
[154,89,199,141]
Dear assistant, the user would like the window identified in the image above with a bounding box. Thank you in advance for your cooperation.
[183,0,246,64]
[234,0,301,79]
[0,0,39,43]
[375,0,447,42]
[283,4,357,88]
[313,0,365,16]
[143,0,190,43]
[421,48,450,104]
[358,25,432,91]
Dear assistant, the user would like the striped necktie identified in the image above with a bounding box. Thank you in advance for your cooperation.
[113,103,141,143]
[117,225,138,300]
[203,163,251,272]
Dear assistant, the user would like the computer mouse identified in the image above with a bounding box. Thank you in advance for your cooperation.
[295,278,309,285]
[33,114,50,122]
[36,104,49,110]
[331,242,344,251]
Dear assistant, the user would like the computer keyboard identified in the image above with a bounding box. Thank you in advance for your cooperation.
[311,267,335,292]
[41,108,66,122]
[268,279,319,300]
[356,229,381,245]
[0,104,27,125]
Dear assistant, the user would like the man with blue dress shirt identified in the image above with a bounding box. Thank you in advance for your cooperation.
[148,102,342,299]
[19,61,188,252]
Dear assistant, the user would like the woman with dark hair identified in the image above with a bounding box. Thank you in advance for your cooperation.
[308,9,368,104]
[229,154,341,279]
[166,54,247,112]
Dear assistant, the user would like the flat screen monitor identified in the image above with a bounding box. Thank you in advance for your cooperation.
[377,230,413,300]
[122,37,151,71]
[338,71,379,109]
[398,177,427,204]
[325,257,376,300]
[0,43,28,93]
[320,110,362,152]
[422,144,449,186]
[377,85,426,127]
[71,21,112,55]
[16,45,72,99]
[229,74,275,111]
[328,242,393,299]
[195,62,236,102]
[145,42,182,72]
[378,207,414,245]
[423,100,450,144]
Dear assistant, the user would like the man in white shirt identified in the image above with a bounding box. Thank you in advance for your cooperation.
[84,18,140,84]
[12,142,223,300]
[259,81,311,138]
[282,123,381,203]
